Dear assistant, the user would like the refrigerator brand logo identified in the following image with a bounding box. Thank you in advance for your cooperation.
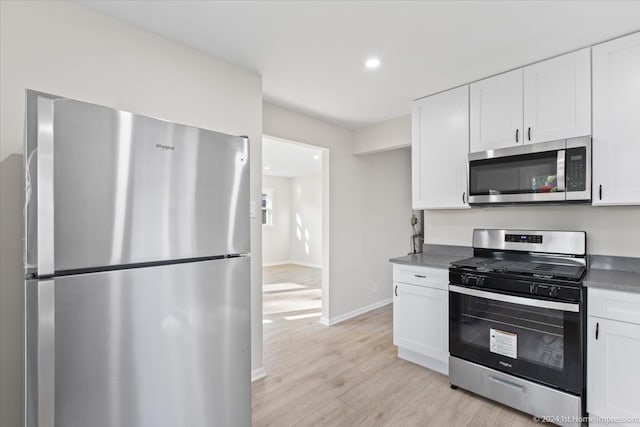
[499,361,512,368]
[155,144,175,151]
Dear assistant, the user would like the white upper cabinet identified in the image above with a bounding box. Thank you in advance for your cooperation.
[470,69,523,152]
[592,32,640,206]
[523,48,591,143]
[470,49,590,152]
[412,86,469,209]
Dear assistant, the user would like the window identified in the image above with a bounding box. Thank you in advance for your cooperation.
[261,188,273,227]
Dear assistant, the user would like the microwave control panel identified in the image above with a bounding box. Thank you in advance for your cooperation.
[566,147,587,192]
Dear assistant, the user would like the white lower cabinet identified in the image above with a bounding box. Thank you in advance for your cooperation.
[588,288,640,426]
[392,264,449,375]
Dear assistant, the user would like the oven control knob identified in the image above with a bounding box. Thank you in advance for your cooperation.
[549,286,558,297]
[529,283,538,294]
[462,274,479,285]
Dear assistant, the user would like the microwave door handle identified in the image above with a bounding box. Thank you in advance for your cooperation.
[557,149,566,192]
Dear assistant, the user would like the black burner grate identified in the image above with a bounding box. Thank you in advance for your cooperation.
[450,256,585,281]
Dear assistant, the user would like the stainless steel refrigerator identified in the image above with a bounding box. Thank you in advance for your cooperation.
[24,90,251,427]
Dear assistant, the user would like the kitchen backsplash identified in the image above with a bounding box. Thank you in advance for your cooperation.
[424,204,640,258]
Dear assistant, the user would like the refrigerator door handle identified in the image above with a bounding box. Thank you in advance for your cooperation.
[37,96,55,276]
[34,280,56,427]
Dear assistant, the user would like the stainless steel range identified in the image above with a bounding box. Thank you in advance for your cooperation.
[449,229,587,426]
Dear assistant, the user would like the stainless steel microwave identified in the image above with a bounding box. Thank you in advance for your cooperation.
[467,137,591,205]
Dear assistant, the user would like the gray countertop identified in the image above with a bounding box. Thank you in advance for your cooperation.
[389,253,465,269]
[390,246,640,294]
[583,255,640,294]
[389,244,472,269]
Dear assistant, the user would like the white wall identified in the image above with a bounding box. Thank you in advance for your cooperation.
[370,121,640,257]
[262,173,323,268]
[353,114,411,154]
[0,3,263,425]
[356,114,640,258]
[290,174,323,268]
[262,175,292,265]
[264,103,413,321]
[425,206,640,257]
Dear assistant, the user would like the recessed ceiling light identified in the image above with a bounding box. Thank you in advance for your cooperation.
[365,57,381,70]
[264,166,270,170]
[313,155,320,160]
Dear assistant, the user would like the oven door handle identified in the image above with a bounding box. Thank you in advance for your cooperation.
[449,285,580,312]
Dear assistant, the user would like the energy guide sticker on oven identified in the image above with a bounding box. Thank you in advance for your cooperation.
[490,328,517,359]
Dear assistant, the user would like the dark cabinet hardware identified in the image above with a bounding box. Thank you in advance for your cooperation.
[527,127,531,141]
[595,322,599,340]
[515,129,519,142]
[395,285,398,297]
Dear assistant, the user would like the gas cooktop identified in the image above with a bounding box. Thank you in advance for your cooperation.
[450,257,586,281]
[450,229,588,282]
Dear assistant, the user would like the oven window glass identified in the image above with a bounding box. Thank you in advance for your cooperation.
[460,297,565,370]
[469,151,560,196]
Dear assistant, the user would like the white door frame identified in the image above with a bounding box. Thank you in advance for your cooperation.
[261,134,331,325]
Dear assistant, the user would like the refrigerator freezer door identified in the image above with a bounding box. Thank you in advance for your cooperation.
[25,257,250,427]
[25,91,250,273]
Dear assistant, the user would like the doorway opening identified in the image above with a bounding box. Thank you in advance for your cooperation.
[261,135,330,331]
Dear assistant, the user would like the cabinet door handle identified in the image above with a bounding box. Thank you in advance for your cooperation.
[414,274,426,278]
[595,322,599,340]
[599,185,602,200]
[515,129,519,143]
[527,127,531,141]
[462,192,466,204]
[394,285,398,297]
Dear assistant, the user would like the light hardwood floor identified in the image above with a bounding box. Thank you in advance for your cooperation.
[254,264,538,427]
[262,264,322,326]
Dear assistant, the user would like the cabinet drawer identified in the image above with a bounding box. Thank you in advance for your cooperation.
[392,264,448,290]
[589,288,640,325]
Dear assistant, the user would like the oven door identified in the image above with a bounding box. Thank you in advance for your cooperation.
[449,285,582,395]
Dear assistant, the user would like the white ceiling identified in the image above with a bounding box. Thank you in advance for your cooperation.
[83,1,640,129]
[262,137,322,178]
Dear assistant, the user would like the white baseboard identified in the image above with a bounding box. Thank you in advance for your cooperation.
[262,260,323,269]
[398,347,449,376]
[320,298,392,326]
[318,316,330,326]
[262,260,292,267]
[251,367,267,382]
[289,260,323,269]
